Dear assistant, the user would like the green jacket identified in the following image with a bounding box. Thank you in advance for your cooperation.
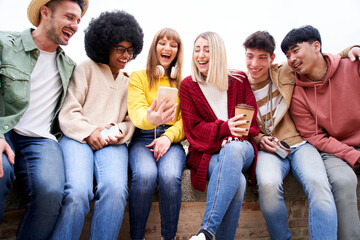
[0,28,76,139]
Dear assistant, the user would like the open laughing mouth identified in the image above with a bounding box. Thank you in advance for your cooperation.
[161,53,171,60]
[293,62,302,71]
[198,61,208,66]
[62,28,74,39]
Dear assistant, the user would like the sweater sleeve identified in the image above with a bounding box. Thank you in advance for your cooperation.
[58,64,97,142]
[116,113,135,144]
[180,77,230,153]
[127,71,156,130]
[162,110,185,143]
[290,91,360,166]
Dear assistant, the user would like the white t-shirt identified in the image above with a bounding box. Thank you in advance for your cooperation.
[14,50,62,140]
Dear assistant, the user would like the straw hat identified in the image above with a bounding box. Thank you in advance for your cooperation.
[27,0,89,27]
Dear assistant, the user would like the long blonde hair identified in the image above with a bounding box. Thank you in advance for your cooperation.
[191,31,229,91]
[146,28,184,89]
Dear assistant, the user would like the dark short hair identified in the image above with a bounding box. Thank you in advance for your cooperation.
[281,25,322,54]
[46,0,87,13]
[84,10,144,64]
[243,31,275,55]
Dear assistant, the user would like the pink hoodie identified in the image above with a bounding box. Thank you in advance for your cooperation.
[290,53,360,166]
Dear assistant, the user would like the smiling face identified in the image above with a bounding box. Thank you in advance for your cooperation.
[108,41,133,75]
[285,41,319,76]
[156,36,178,70]
[44,0,81,46]
[245,48,275,84]
[194,37,210,76]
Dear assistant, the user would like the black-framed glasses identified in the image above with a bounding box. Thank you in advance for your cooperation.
[114,45,135,55]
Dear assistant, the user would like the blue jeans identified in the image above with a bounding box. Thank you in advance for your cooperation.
[129,126,186,240]
[321,150,360,240]
[199,140,254,240]
[51,135,129,240]
[256,143,337,240]
[0,130,64,240]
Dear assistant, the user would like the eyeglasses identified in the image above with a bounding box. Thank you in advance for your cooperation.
[114,45,135,55]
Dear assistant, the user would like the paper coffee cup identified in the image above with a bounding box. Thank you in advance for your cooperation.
[234,104,254,136]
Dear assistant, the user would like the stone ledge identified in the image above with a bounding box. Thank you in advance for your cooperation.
[2,168,360,240]
[7,167,353,211]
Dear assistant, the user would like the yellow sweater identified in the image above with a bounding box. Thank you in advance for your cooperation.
[127,70,184,143]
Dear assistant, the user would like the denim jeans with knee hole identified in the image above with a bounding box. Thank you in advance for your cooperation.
[128,126,186,240]
[0,130,64,240]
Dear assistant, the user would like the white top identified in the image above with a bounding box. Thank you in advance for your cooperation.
[14,50,61,140]
[252,81,282,133]
[199,82,228,121]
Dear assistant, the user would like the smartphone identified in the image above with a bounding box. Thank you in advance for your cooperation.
[156,86,178,111]
[100,125,120,141]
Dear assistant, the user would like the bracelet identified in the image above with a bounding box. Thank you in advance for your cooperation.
[221,137,242,148]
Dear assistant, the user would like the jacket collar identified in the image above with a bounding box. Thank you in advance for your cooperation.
[21,28,65,56]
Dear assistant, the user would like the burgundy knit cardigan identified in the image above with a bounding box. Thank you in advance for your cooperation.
[179,71,259,192]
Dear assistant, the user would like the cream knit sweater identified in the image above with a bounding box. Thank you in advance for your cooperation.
[59,59,134,144]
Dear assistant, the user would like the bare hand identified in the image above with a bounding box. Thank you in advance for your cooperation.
[146,136,171,161]
[259,136,277,153]
[348,47,360,62]
[147,98,177,126]
[228,114,249,137]
[85,127,107,151]
[0,138,15,178]
[102,124,124,145]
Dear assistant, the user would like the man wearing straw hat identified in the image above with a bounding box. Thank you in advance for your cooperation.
[0,0,88,239]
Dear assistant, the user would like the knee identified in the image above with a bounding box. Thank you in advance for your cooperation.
[131,168,157,190]
[62,186,92,213]
[158,168,182,190]
[331,172,358,199]
[257,179,283,199]
[100,181,128,202]
[223,141,252,164]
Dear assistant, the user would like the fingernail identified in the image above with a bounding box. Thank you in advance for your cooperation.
[243,114,247,117]
[246,120,250,123]
[245,129,249,131]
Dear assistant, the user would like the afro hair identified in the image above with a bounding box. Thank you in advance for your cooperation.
[84,10,144,64]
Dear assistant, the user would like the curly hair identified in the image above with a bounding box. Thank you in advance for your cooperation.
[84,10,144,64]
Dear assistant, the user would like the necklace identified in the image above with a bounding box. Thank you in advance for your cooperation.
[311,61,328,81]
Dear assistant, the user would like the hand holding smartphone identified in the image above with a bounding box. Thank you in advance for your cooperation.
[100,125,120,141]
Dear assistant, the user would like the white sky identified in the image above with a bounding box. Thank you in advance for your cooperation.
[1,0,359,76]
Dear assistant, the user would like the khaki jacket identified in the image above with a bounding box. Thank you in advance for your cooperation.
[253,63,303,146]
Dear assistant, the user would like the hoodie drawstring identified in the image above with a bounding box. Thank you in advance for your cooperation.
[313,77,333,135]
[314,84,318,135]
[329,77,333,127]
